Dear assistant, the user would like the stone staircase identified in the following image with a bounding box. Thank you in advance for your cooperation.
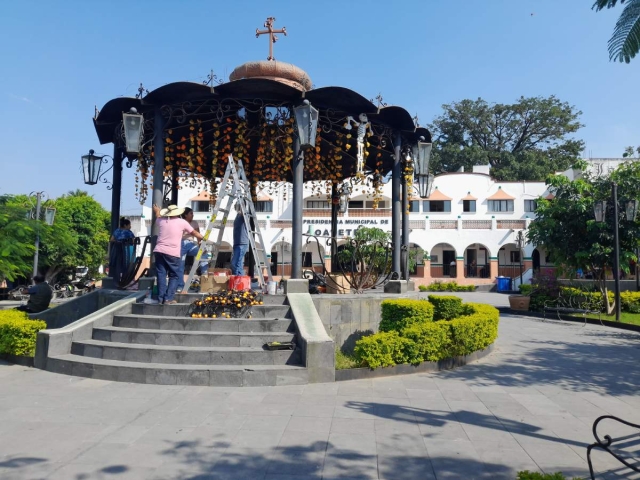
[45,295,310,386]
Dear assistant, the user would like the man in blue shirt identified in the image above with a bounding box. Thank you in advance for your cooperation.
[231,202,249,276]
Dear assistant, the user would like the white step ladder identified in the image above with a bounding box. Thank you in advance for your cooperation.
[184,155,273,292]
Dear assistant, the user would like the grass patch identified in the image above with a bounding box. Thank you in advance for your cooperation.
[335,348,360,370]
[573,311,640,326]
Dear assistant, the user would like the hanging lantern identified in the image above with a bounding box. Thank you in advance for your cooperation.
[414,137,433,198]
[81,149,103,185]
[44,208,56,226]
[293,100,319,149]
[626,199,638,222]
[123,108,144,154]
[339,182,352,214]
[593,200,607,223]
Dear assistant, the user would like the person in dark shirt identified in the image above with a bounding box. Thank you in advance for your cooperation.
[16,275,53,313]
[231,202,249,276]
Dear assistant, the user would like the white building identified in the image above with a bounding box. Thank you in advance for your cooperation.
[130,163,573,287]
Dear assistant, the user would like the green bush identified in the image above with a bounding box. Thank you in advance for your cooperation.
[419,281,474,292]
[355,302,499,369]
[519,284,533,295]
[335,348,361,370]
[379,299,434,332]
[0,310,47,357]
[353,331,415,369]
[428,295,463,320]
[516,471,580,480]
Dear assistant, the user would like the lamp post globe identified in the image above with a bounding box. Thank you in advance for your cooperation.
[415,138,433,198]
[81,149,103,185]
[593,200,607,223]
[293,100,319,149]
[122,108,144,154]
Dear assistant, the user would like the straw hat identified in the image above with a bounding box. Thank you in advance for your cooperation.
[159,205,185,217]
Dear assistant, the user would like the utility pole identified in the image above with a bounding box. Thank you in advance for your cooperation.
[32,192,42,281]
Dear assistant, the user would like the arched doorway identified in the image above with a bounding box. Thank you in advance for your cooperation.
[532,248,541,271]
[271,240,292,277]
[409,243,425,275]
[498,243,521,279]
[303,241,325,273]
[464,243,491,278]
[430,243,456,278]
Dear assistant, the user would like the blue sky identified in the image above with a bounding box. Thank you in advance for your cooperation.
[0,0,638,215]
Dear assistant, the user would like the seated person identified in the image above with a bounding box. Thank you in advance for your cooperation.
[198,250,211,277]
[15,275,53,314]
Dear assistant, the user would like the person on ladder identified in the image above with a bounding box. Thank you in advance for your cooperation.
[231,201,249,276]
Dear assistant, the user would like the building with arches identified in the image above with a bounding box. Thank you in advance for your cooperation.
[133,164,559,286]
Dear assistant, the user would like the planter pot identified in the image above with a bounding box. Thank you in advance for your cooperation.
[508,295,531,311]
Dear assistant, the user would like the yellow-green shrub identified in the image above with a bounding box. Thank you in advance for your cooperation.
[0,310,47,357]
[353,331,416,369]
[379,299,434,332]
[428,295,463,320]
[355,302,499,369]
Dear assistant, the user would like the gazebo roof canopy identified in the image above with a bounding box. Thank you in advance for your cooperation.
[93,36,431,188]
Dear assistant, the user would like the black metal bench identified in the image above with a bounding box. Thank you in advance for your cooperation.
[588,415,640,479]
[543,289,603,326]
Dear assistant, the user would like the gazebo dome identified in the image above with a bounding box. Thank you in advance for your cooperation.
[229,60,312,92]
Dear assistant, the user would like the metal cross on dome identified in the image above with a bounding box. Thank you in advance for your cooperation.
[256,17,287,61]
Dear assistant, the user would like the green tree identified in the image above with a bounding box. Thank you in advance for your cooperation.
[54,191,110,278]
[429,96,584,181]
[527,161,640,316]
[0,196,35,282]
[593,0,640,63]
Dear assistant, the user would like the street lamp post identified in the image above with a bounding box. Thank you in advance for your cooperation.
[515,230,525,288]
[593,183,638,322]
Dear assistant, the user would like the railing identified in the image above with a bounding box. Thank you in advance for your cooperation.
[271,221,292,229]
[409,220,426,229]
[462,220,491,230]
[498,265,523,279]
[497,220,526,229]
[465,264,490,278]
[431,264,455,278]
[302,208,392,217]
[303,208,336,217]
[430,220,457,229]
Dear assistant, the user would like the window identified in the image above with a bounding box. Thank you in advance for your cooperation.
[463,200,476,213]
[306,201,329,209]
[510,251,521,263]
[348,201,364,209]
[488,200,514,212]
[255,201,273,213]
[423,200,451,212]
[524,200,537,212]
[409,200,420,212]
[430,255,438,263]
[193,201,210,213]
[365,201,387,208]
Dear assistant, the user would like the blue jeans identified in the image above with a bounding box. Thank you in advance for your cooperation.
[231,244,248,276]
[177,240,200,291]
[154,252,182,303]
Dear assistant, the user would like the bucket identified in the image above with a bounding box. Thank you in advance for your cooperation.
[268,281,278,295]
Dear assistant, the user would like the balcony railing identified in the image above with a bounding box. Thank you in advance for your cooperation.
[497,220,526,229]
[430,220,457,229]
[303,208,392,217]
[462,220,491,230]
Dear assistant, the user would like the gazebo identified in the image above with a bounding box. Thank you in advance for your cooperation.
[88,18,432,284]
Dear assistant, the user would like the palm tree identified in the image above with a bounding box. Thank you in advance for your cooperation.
[594,0,640,63]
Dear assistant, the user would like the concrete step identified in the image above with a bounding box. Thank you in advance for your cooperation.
[92,326,295,348]
[47,354,308,386]
[113,314,294,333]
[131,303,291,318]
[71,339,301,365]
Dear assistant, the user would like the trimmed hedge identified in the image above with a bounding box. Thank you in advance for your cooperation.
[0,310,47,357]
[354,302,499,369]
[379,299,434,332]
[428,295,463,320]
[419,281,475,292]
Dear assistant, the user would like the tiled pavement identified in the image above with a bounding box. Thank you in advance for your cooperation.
[2,312,640,479]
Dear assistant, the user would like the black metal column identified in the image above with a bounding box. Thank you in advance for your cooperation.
[402,171,409,280]
[392,132,402,275]
[110,145,123,234]
[170,165,179,205]
[613,183,621,321]
[291,138,303,279]
[150,109,165,271]
[331,182,339,272]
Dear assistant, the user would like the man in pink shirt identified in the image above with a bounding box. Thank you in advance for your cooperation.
[152,204,204,304]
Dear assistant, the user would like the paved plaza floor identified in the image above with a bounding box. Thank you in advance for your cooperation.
[2,309,640,479]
